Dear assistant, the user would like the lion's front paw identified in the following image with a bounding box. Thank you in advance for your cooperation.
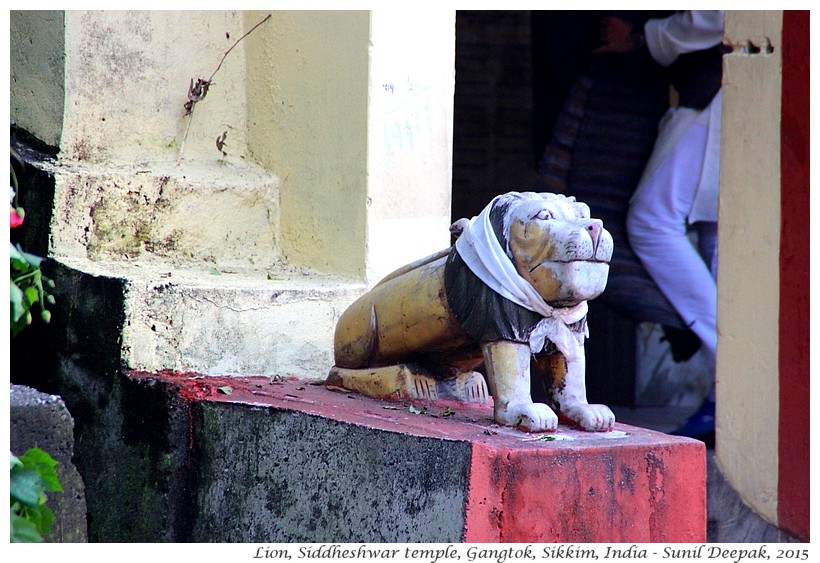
[496,402,559,433]
[562,403,615,432]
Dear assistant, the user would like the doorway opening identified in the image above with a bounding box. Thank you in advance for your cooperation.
[451,11,716,435]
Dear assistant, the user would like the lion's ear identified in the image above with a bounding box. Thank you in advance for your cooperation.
[450,218,470,239]
[573,201,591,219]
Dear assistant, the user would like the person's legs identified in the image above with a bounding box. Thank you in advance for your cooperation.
[695,221,718,280]
[628,120,718,441]
[627,121,717,362]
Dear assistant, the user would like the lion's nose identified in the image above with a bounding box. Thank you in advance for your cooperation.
[585,220,603,253]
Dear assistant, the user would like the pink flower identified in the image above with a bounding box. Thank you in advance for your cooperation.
[10,207,24,228]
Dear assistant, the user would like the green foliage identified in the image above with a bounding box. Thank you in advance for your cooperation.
[10,243,55,336]
[10,157,63,542]
[10,162,56,336]
[10,448,63,543]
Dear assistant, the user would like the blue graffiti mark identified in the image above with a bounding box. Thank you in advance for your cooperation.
[383,101,434,165]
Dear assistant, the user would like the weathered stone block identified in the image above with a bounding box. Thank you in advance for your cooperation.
[10,384,88,542]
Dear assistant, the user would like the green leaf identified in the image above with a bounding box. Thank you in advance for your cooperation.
[24,285,39,306]
[408,405,426,415]
[10,510,43,543]
[18,247,44,268]
[10,466,45,506]
[217,385,233,395]
[22,503,54,536]
[9,242,26,262]
[11,163,20,192]
[18,448,62,492]
[10,281,26,321]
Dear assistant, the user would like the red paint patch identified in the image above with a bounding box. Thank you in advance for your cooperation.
[778,10,810,543]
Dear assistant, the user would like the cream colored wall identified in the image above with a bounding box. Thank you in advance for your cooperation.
[14,10,454,281]
[10,11,65,148]
[717,10,782,525]
[44,11,282,270]
[11,10,456,378]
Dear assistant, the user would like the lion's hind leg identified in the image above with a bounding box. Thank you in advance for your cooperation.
[437,370,490,403]
[327,364,437,400]
[326,364,489,403]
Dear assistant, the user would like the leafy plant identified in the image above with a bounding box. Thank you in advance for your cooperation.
[10,156,62,542]
[10,162,55,336]
[10,447,63,543]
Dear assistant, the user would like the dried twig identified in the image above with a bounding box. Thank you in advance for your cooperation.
[206,13,272,86]
[178,13,272,162]
[216,131,228,157]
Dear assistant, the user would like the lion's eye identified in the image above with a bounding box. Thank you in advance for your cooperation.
[533,210,554,221]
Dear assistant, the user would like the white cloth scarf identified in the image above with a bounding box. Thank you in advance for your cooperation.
[454,193,588,359]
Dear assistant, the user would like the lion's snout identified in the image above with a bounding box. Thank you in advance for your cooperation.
[583,219,613,263]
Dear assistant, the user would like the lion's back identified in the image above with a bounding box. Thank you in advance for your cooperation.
[333,255,470,368]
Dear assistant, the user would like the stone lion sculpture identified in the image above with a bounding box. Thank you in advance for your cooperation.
[327,191,615,432]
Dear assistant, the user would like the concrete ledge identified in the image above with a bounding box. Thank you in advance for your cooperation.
[128,371,706,542]
[52,258,364,377]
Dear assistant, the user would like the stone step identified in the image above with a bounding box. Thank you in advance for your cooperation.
[125,371,706,542]
[52,257,364,378]
[49,160,282,269]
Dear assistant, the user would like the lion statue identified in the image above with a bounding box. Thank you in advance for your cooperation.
[327,191,615,432]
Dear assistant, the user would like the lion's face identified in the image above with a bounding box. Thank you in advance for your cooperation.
[505,193,612,306]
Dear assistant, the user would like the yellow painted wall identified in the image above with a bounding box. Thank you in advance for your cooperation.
[245,11,371,279]
[245,10,454,282]
[717,10,783,525]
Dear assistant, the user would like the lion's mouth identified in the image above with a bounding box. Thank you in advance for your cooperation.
[529,258,609,272]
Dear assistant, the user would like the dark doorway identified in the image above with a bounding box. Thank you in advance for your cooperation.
[451,11,671,407]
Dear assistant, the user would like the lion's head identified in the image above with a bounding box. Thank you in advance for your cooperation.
[501,192,612,306]
[446,191,612,347]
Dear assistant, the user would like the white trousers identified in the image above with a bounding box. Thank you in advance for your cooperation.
[627,117,718,362]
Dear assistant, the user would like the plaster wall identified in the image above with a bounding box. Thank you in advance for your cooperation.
[45,11,283,271]
[245,11,370,279]
[716,10,782,526]
[61,10,250,164]
[365,10,456,283]
[10,10,65,148]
